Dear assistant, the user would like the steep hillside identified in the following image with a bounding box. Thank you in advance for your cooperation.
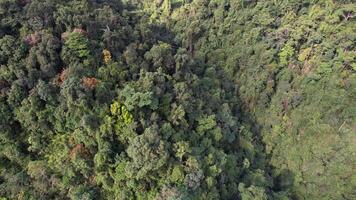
[165,0,356,199]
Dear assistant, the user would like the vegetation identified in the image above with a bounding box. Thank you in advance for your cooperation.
[0,0,354,200]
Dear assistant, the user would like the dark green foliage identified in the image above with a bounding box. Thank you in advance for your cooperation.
[0,0,354,200]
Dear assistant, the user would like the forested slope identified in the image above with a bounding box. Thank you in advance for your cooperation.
[0,0,355,200]
[167,0,356,199]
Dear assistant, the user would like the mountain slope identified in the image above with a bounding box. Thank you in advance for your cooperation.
[0,0,355,200]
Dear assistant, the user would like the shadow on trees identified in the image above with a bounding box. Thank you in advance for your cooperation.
[145,17,297,198]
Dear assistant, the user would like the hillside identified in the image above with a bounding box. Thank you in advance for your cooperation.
[0,0,355,200]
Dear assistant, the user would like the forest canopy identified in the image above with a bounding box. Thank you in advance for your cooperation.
[0,0,355,200]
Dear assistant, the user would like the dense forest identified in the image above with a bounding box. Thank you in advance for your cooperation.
[0,0,355,199]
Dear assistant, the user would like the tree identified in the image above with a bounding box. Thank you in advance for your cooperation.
[62,31,90,62]
[0,35,16,64]
[238,183,268,200]
[144,42,175,73]
[126,125,169,179]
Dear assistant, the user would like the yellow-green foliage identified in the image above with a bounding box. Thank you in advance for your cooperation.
[110,99,133,125]
[102,98,135,144]
[279,43,295,65]
[298,47,312,62]
[45,134,70,171]
[170,165,184,183]
[174,141,191,160]
[64,32,90,59]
